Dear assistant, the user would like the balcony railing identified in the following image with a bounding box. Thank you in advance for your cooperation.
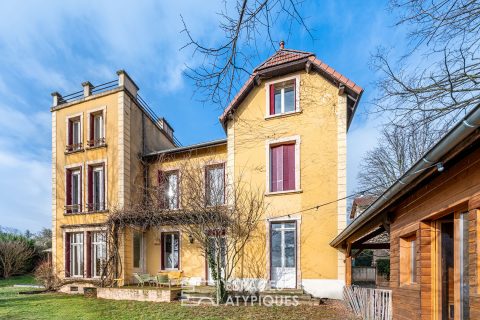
[87,138,106,148]
[65,204,82,214]
[65,143,83,153]
[86,202,106,212]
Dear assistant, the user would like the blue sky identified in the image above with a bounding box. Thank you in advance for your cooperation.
[0,1,408,232]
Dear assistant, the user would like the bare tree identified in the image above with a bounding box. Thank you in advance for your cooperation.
[105,153,265,304]
[373,0,480,128]
[0,238,35,278]
[181,0,312,108]
[357,119,447,195]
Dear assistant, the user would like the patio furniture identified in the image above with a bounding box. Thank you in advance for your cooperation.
[156,273,170,288]
[133,273,152,286]
[167,270,183,286]
[112,278,124,287]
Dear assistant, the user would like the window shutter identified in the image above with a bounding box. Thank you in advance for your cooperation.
[65,233,70,277]
[66,170,72,212]
[79,168,82,212]
[88,166,93,210]
[269,84,275,115]
[283,144,295,191]
[86,232,92,278]
[68,120,73,145]
[102,164,106,208]
[89,114,94,143]
[271,146,282,192]
[158,171,165,208]
[160,233,165,270]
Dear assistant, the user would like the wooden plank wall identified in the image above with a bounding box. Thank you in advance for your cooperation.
[387,143,480,319]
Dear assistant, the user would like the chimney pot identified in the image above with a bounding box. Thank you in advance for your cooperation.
[82,81,93,97]
[279,40,285,50]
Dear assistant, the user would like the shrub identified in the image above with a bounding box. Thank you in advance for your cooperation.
[355,249,373,266]
[376,258,390,278]
[34,260,60,291]
[0,234,35,278]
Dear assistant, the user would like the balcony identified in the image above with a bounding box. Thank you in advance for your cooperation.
[65,143,84,154]
[86,202,107,213]
[64,204,82,214]
[87,138,106,149]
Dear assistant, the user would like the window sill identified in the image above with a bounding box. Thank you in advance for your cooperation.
[64,210,108,216]
[265,189,302,196]
[86,144,107,151]
[64,148,85,155]
[265,110,302,120]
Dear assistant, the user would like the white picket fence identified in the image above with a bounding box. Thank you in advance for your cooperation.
[343,286,392,320]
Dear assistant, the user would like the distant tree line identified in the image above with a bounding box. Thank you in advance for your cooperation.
[0,227,51,278]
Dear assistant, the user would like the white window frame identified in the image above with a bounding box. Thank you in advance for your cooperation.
[71,169,81,212]
[92,166,104,211]
[162,232,180,270]
[265,135,301,194]
[164,170,179,210]
[86,159,108,212]
[132,231,145,271]
[265,74,300,118]
[87,106,106,147]
[205,163,226,206]
[91,231,107,278]
[70,232,84,277]
[65,112,83,151]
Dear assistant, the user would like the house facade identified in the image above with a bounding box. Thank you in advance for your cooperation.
[51,46,363,299]
[331,106,480,319]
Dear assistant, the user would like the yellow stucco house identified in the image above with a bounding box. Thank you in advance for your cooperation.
[51,46,363,299]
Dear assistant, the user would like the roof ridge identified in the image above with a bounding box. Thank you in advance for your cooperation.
[253,48,314,72]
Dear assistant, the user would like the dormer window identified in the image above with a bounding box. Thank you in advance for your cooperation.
[88,111,105,148]
[67,117,82,152]
[267,76,299,116]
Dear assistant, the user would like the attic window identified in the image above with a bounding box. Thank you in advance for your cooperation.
[266,76,299,116]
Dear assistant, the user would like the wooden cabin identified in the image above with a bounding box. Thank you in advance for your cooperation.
[331,106,480,320]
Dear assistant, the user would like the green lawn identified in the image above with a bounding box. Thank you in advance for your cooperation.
[0,277,355,320]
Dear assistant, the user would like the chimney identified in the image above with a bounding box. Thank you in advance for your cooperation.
[51,92,63,107]
[279,40,285,50]
[82,81,93,97]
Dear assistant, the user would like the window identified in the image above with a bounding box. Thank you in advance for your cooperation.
[88,112,105,147]
[206,164,225,206]
[268,79,297,116]
[270,144,295,192]
[91,232,106,277]
[88,165,105,212]
[159,171,179,209]
[66,168,82,213]
[67,117,82,152]
[400,235,417,285]
[69,232,84,277]
[133,231,143,269]
[162,232,180,270]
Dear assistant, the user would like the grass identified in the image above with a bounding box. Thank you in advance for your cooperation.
[0,277,355,320]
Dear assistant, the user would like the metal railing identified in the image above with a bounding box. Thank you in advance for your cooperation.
[87,137,106,148]
[65,143,83,153]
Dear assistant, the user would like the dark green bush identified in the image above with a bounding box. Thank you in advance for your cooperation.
[376,258,390,278]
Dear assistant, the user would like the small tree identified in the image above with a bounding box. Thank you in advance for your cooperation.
[105,154,265,304]
[0,233,35,278]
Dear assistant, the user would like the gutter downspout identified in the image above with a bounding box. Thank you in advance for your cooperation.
[331,105,480,248]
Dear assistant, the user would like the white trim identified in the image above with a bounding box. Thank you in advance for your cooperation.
[161,231,181,271]
[267,214,302,222]
[264,74,300,118]
[86,105,107,145]
[65,112,83,148]
[86,158,108,211]
[265,135,301,193]
[64,163,85,213]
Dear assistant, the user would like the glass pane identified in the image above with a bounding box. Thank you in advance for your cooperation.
[284,230,295,267]
[73,122,80,144]
[207,167,224,205]
[274,88,282,114]
[271,230,281,267]
[72,175,79,205]
[173,234,179,268]
[133,232,141,268]
[167,174,178,209]
[284,86,295,112]
[284,222,295,229]
[94,115,103,139]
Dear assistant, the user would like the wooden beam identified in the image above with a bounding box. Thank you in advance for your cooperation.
[351,243,390,250]
[351,226,386,247]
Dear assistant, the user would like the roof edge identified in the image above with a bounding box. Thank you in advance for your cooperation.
[143,138,227,159]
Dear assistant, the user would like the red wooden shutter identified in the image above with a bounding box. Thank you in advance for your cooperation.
[66,170,72,212]
[89,114,94,143]
[283,144,295,191]
[86,232,92,278]
[79,168,82,212]
[158,171,165,208]
[68,120,73,145]
[87,166,93,211]
[102,164,105,208]
[65,233,71,277]
[271,146,280,192]
[269,84,275,115]
[160,233,165,270]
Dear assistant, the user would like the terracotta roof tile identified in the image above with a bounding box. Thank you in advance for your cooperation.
[220,48,364,127]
